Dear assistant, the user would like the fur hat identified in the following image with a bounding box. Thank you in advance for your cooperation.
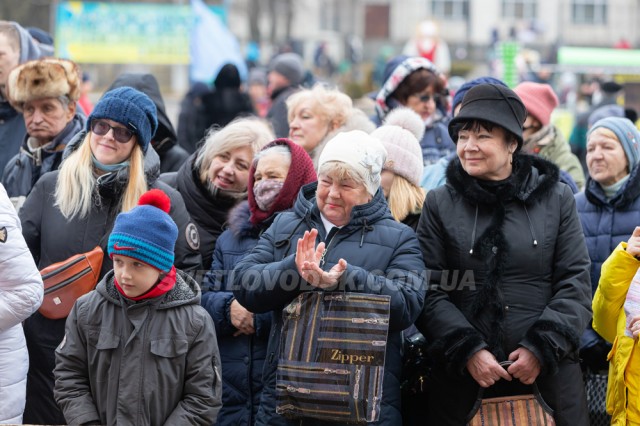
[268,52,304,86]
[449,83,527,150]
[514,82,559,126]
[88,86,158,153]
[371,108,424,186]
[318,130,387,195]
[6,58,81,112]
[108,189,177,272]
[589,117,640,169]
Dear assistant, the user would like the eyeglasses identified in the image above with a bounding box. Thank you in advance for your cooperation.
[416,93,441,104]
[90,120,134,143]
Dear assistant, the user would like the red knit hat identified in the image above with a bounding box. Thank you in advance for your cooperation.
[514,82,559,126]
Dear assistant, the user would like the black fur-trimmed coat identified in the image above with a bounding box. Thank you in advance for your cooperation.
[416,155,591,426]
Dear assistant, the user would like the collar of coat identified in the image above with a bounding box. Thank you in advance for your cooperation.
[445,153,560,206]
[584,161,640,208]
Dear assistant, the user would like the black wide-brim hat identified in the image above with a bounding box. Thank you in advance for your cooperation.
[448,83,527,149]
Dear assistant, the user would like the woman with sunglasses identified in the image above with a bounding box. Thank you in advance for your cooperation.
[18,86,202,425]
[374,56,454,166]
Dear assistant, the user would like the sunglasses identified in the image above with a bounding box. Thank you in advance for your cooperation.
[416,93,441,103]
[91,120,134,143]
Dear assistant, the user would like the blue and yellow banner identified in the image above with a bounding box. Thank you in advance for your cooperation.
[55,1,225,65]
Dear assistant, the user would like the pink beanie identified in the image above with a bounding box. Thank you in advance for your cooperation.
[371,108,425,187]
[514,82,559,126]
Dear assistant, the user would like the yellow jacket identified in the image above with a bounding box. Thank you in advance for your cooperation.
[593,242,640,425]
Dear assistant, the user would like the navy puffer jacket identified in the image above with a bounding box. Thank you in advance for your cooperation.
[575,163,640,295]
[201,201,272,426]
[233,183,426,426]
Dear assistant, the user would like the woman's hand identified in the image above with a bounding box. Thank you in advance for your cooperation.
[295,229,347,289]
[628,314,640,338]
[230,299,255,336]
[466,349,512,388]
[627,227,640,258]
[507,347,541,385]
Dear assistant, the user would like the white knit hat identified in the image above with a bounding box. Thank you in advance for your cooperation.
[318,130,387,195]
[371,108,425,186]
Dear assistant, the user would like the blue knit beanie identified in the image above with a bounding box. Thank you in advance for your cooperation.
[108,189,177,272]
[589,117,640,168]
[452,76,507,113]
[88,86,158,153]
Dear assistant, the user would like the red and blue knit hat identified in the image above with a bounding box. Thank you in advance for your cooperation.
[108,189,177,272]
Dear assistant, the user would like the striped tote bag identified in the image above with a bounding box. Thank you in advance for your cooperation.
[276,291,391,423]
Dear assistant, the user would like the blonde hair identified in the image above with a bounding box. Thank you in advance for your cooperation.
[317,161,367,189]
[55,135,147,219]
[286,84,352,129]
[386,174,425,222]
[195,117,274,184]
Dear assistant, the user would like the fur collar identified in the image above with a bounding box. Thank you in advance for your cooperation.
[445,154,559,206]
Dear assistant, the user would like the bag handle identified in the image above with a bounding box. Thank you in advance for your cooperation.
[469,360,554,416]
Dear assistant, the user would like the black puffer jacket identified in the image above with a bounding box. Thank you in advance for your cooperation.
[20,134,201,425]
[233,183,426,425]
[416,155,591,425]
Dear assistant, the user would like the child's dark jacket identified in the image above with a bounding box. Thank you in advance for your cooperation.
[54,269,222,426]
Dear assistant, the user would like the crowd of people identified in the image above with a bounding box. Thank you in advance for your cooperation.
[2,18,640,426]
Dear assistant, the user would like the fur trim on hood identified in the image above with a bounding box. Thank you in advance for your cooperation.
[7,58,81,112]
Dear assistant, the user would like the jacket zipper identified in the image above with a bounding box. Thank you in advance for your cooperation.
[319,229,340,268]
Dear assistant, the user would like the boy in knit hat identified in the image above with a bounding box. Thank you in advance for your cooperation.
[54,189,221,425]
[514,81,585,190]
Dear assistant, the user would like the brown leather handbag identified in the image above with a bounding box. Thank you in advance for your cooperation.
[38,246,104,319]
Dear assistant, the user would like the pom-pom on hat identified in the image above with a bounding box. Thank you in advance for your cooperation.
[6,58,81,112]
[108,189,177,272]
[514,82,559,126]
[318,130,387,196]
[371,108,425,186]
[449,83,527,150]
[589,117,640,169]
[88,86,158,153]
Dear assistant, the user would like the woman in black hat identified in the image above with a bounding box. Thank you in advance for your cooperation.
[415,83,591,425]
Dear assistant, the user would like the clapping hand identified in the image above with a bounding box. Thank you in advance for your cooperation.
[295,229,347,289]
[627,227,640,258]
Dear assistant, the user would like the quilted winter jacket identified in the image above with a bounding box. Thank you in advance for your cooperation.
[416,155,592,425]
[201,202,272,426]
[0,184,43,424]
[575,163,640,295]
[593,242,640,426]
[233,183,426,425]
[54,269,221,425]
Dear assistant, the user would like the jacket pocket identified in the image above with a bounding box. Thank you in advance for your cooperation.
[87,329,121,382]
[150,338,189,390]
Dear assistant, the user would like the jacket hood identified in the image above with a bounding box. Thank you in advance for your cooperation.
[446,154,560,206]
[293,181,392,232]
[107,73,177,154]
[97,268,201,308]
[0,22,46,104]
[584,160,640,208]
[62,130,161,186]
[214,64,241,90]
